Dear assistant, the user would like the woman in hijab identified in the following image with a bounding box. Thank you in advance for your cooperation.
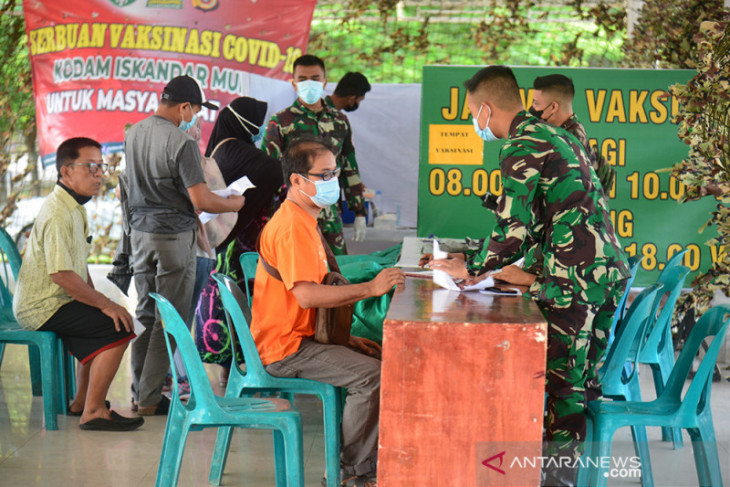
[195,97,283,378]
[205,96,284,254]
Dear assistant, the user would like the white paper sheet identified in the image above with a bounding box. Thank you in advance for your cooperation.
[130,318,146,343]
[395,236,429,268]
[431,239,496,292]
[199,176,256,224]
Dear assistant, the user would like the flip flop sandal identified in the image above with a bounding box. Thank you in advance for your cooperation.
[79,415,144,431]
[67,400,111,416]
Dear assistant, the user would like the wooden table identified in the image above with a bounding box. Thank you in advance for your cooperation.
[378,278,548,487]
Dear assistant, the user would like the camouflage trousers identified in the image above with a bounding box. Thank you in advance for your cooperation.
[317,203,348,256]
[541,278,627,460]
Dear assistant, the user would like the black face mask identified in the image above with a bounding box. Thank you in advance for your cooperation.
[57,181,92,205]
[529,106,544,120]
[343,101,359,112]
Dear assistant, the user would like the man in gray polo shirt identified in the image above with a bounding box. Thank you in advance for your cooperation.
[125,75,244,415]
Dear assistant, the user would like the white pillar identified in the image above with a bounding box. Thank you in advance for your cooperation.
[626,0,645,38]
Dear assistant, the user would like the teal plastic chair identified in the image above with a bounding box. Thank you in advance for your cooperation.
[639,264,691,449]
[209,273,342,487]
[586,304,730,487]
[239,251,259,302]
[0,226,76,430]
[593,283,664,486]
[606,255,643,350]
[151,292,304,487]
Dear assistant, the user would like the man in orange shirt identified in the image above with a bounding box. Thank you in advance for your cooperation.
[251,137,405,487]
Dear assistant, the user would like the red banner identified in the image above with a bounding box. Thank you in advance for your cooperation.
[23,0,317,165]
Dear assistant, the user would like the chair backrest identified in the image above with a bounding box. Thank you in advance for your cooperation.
[0,227,22,322]
[0,227,22,280]
[213,273,268,378]
[641,265,690,357]
[239,252,259,301]
[609,255,643,338]
[663,304,730,415]
[151,292,219,408]
[601,283,663,393]
[664,249,688,272]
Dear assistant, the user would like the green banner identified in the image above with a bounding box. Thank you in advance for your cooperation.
[418,65,718,286]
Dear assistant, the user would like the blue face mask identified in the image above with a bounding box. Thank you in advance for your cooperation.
[297,80,324,105]
[179,109,197,132]
[251,127,265,145]
[300,176,341,208]
[472,104,499,142]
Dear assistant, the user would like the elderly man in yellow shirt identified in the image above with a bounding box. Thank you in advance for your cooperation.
[13,137,143,431]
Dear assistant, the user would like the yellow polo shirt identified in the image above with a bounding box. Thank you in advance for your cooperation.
[13,185,91,330]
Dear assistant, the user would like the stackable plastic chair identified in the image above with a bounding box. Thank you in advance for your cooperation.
[210,272,343,487]
[0,226,75,430]
[239,251,259,302]
[586,304,730,487]
[639,264,691,449]
[151,292,304,487]
[590,283,664,486]
[606,255,643,350]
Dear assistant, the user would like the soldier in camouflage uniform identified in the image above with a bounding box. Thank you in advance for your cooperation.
[431,66,630,486]
[530,74,616,194]
[261,55,367,255]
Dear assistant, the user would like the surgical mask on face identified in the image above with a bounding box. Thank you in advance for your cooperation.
[179,107,197,132]
[472,104,499,142]
[227,106,264,143]
[529,106,545,120]
[297,80,324,105]
[251,127,265,145]
[299,176,341,208]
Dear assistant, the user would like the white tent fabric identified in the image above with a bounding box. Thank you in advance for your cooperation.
[249,74,421,227]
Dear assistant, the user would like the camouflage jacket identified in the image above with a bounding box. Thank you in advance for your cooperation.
[261,98,365,214]
[562,114,616,193]
[472,111,630,308]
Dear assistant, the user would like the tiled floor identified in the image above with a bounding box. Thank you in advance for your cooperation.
[2,227,730,486]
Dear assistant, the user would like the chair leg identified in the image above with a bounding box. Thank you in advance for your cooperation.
[273,429,288,487]
[55,338,69,413]
[208,426,235,486]
[156,416,190,487]
[28,344,43,397]
[630,425,654,487]
[691,416,724,487]
[590,420,616,487]
[37,339,59,430]
[279,414,304,487]
[323,387,342,487]
[0,342,5,367]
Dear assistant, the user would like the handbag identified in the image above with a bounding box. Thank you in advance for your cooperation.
[257,228,353,346]
[202,137,238,248]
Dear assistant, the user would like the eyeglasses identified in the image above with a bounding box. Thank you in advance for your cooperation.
[301,167,341,181]
[66,162,108,175]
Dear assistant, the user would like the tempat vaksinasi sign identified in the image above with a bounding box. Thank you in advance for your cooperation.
[418,66,719,286]
[23,0,317,166]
